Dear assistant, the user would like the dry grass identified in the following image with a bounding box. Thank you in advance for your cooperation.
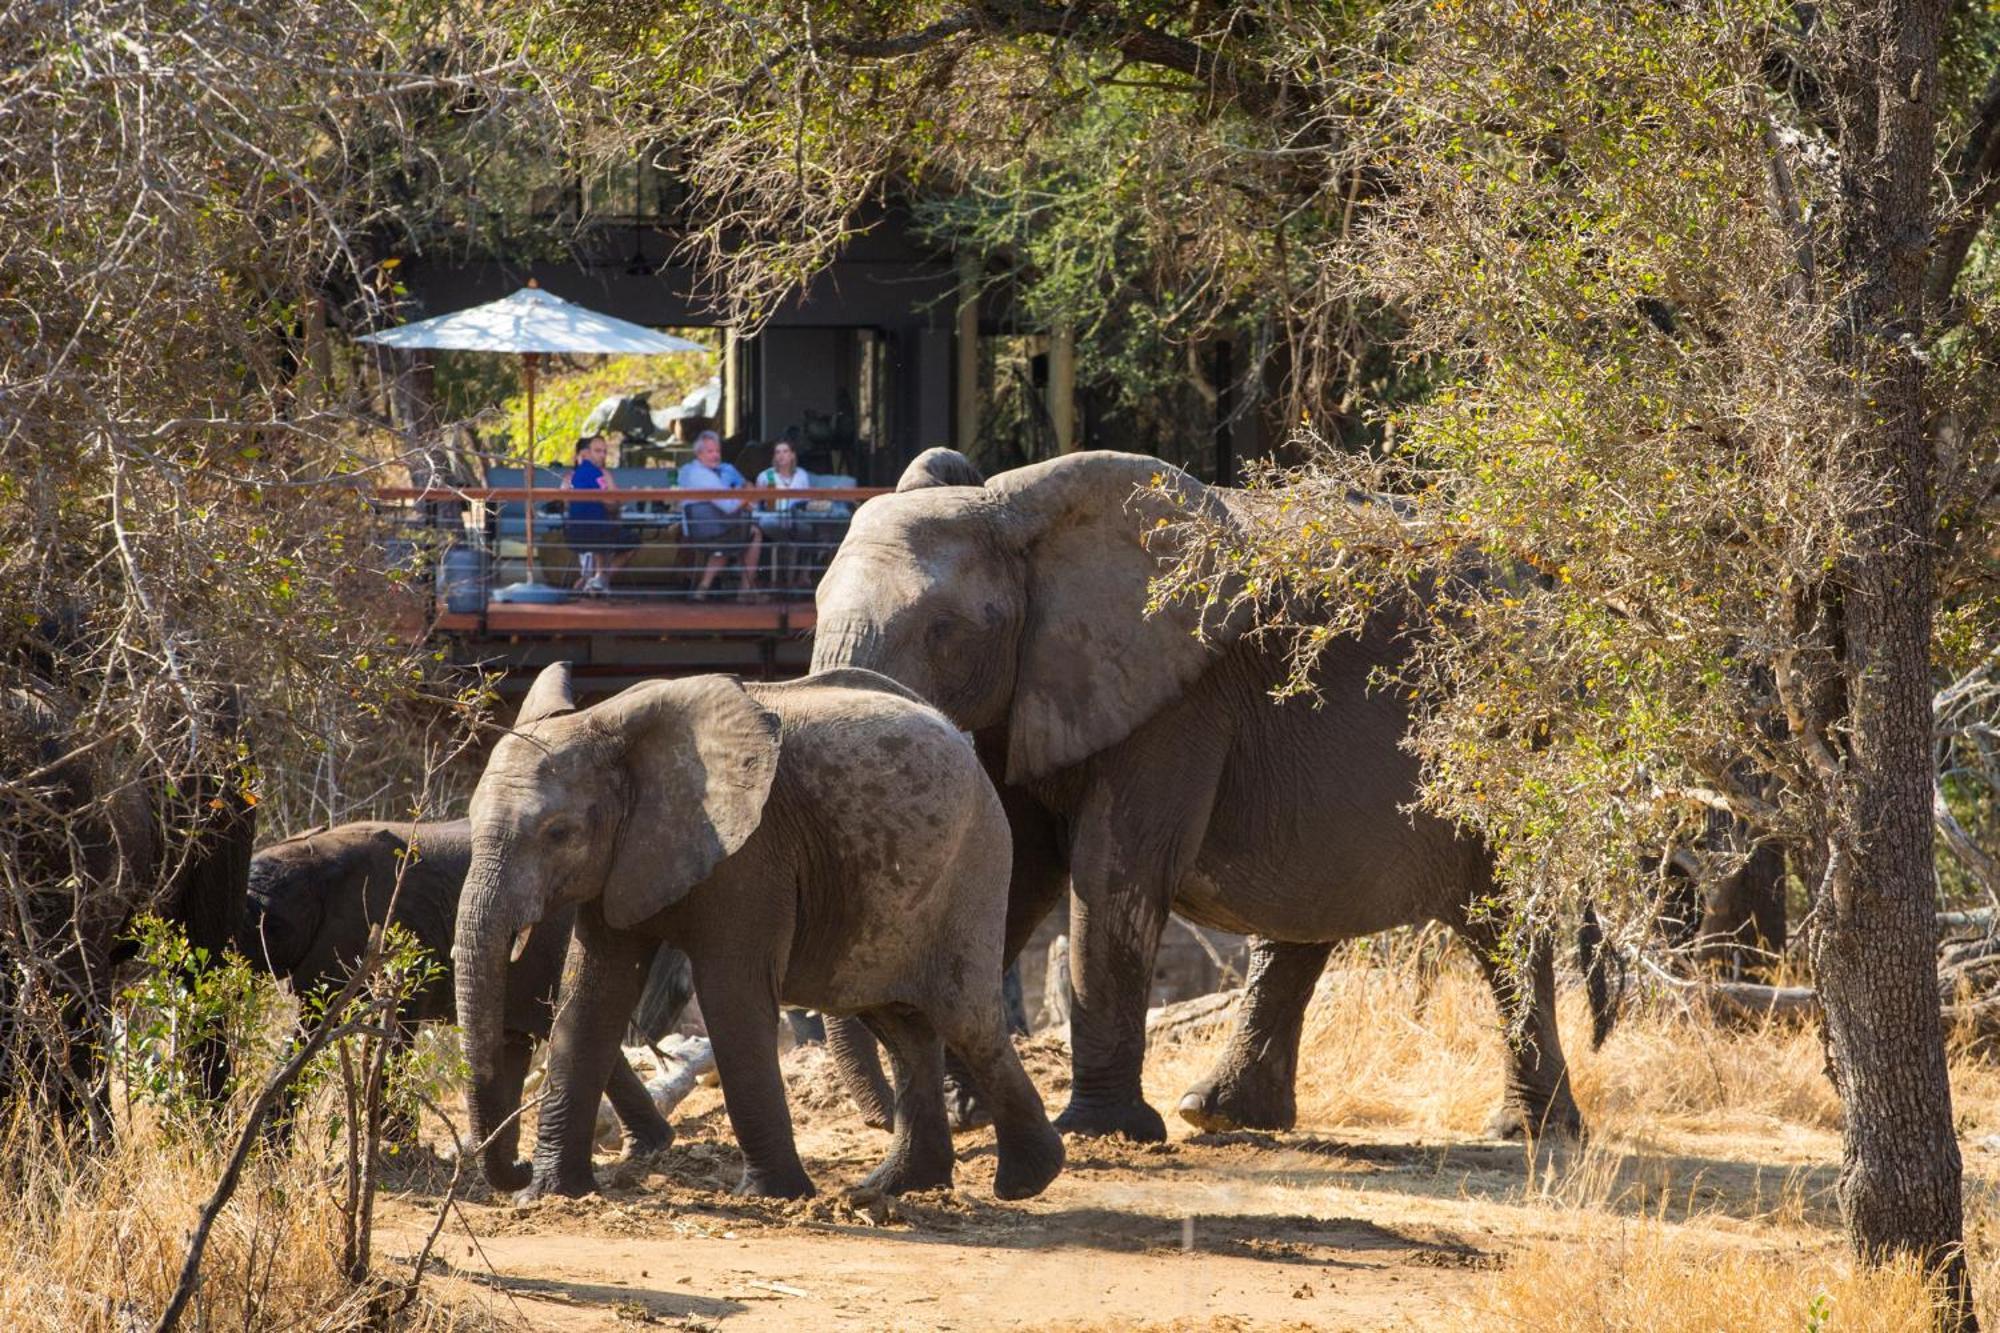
[1474,1231,1942,1332]
[1140,939,2000,1330]
[19,942,2000,1330]
[1143,941,1852,1149]
[0,1106,499,1332]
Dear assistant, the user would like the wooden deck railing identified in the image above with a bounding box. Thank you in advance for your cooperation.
[374,484,894,640]
[372,486,890,504]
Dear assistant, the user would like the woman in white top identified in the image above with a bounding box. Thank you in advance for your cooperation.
[754,440,816,589]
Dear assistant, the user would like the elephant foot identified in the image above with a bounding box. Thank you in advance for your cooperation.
[1054,1096,1167,1143]
[517,1164,597,1202]
[482,1157,534,1195]
[944,1072,992,1134]
[859,1146,955,1196]
[1175,1068,1296,1134]
[736,1162,817,1200]
[623,1119,675,1158]
[993,1122,1065,1201]
[1482,1094,1584,1142]
[608,1123,675,1187]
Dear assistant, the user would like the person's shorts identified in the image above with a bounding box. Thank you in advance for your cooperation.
[683,502,753,557]
[565,519,640,554]
[754,511,807,541]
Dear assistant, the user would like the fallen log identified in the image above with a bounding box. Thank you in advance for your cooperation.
[1634,955,1819,1024]
[1144,989,1241,1042]
[1631,952,2000,1047]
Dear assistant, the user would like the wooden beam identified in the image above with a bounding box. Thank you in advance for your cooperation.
[1048,322,1077,452]
[956,255,981,452]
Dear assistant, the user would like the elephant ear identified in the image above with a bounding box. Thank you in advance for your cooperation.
[593,677,782,928]
[897,448,986,491]
[516,662,577,726]
[993,453,1246,784]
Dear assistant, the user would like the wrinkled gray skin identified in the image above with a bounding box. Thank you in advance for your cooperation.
[0,680,253,1135]
[811,449,1585,1143]
[243,819,681,1184]
[455,664,1064,1202]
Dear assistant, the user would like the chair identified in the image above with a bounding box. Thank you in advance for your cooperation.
[605,467,683,594]
[484,466,565,582]
[789,474,856,589]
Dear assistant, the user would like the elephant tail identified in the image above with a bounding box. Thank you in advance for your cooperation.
[1577,906,1622,1050]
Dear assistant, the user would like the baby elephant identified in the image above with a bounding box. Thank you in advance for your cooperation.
[244,819,687,1182]
[455,664,1064,1203]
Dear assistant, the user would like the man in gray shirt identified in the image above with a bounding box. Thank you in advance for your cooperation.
[677,430,765,600]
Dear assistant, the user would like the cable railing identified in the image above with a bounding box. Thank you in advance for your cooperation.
[373,484,890,614]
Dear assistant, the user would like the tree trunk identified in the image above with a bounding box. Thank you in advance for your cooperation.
[1814,1,1971,1322]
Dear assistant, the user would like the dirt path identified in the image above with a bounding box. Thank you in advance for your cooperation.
[376,1037,1844,1330]
[378,1046,1526,1329]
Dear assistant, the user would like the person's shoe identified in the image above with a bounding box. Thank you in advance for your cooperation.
[588,574,611,594]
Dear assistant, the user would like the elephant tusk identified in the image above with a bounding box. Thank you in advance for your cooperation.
[508,924,534,964]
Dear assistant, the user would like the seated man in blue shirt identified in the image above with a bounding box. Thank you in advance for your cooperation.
[676,429,764,601]
[563,433,640,593]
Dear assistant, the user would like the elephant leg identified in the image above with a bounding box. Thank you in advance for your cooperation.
[825,1014,895,1131]
[703,964,815,1199]
[856,1007,955,1196]
[1177,937,1334,1133]
[1052,737,1220,1143]
[933,999,1064,1200]
[935,763,1073,1134]
[937,963,1033,1132]
[178,783,254,1107]
[942,1048,991,1133]
[468,1031,535,1191]
[1056,881,1170,1142]
[1455,915,1583,1139]
[604,1051,673,1156]
[826,1015,1022,1138]
[525,917,652,1199]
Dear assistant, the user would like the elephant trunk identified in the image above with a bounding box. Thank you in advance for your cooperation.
[807,617,884,675]
[453,850,532,1193]
[823,1014,895,1131]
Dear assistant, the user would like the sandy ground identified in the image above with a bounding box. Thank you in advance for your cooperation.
[370,1024,1874,1332]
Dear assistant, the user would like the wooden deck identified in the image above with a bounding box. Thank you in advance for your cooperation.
[434,597,817,638]
[377,482,882,682]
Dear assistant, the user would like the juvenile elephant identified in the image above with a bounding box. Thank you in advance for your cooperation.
[811,449,1610,1143]
[243,819,682,1181]
[454,663,1064,1202]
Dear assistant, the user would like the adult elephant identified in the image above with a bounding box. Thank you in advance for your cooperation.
[811,449,1605,1142]
[242,819,684,1174]
[0,678,254,1136]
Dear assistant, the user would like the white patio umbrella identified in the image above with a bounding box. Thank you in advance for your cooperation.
[359,283,707,601]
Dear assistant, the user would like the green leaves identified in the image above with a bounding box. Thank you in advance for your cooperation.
[1152,0,1908,955]
[116,916,281,1139]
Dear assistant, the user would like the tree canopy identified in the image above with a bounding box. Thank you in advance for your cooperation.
[519,0,2000,1310]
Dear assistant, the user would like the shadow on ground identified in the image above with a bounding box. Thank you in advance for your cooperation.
[1174,1129,1842,1227]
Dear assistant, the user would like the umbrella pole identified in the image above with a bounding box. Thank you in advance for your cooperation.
[524,351,539,582]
